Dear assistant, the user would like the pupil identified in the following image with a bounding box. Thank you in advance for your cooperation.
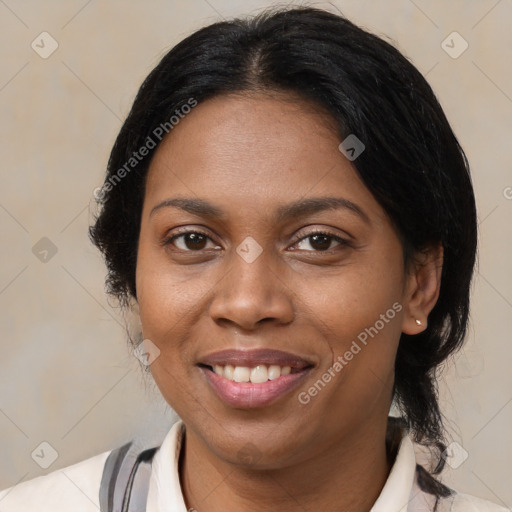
[310,234,330,250]
[186,233,206,250]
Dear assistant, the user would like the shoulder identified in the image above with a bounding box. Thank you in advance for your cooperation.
[407,443,508,512]
[409,476,509,512]
[412,469,509,511]
[444,491,510,512]
[0,448,111,512]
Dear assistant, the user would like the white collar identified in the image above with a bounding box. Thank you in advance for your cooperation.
[147,420,424,512]
[370,435,419,511]
[147,420,188,512]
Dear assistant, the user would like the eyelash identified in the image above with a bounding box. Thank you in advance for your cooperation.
[162,228,350,252]
[294,229,349,251]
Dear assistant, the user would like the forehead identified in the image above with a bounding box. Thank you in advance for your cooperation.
[144,93,380,220]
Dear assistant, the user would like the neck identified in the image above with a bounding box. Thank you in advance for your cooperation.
[179,418,393,512]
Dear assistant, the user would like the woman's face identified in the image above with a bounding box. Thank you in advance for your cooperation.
[136,93,424,468]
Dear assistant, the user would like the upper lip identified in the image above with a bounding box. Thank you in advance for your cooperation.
[198,349,315,370]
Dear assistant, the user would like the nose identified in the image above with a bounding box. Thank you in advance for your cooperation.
[208,246,295,331]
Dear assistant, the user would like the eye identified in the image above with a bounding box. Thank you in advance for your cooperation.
[163,230,221,251]
[291,230,349,252]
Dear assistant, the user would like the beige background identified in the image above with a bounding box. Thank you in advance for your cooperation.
[0,0,511,507]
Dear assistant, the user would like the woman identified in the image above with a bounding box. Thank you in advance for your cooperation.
[0,6,507,512]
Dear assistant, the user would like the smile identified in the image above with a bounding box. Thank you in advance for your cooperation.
[197,349,315,408]
[209,363,293,383]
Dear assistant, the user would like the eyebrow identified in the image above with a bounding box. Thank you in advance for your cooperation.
[275,196,370,224]
[149,196,370,224]
[150,198,226,219]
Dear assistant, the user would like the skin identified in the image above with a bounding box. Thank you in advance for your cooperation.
[135,92,443,512]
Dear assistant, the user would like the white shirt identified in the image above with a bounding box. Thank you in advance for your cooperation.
[0,420,507,511]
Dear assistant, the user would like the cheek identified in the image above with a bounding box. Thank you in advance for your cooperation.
[137,269,208,349]
[302,248,405,377]
[297,276,403,430]
[135,246,209,411]
[135,236,205,351]
[311,259,402,330]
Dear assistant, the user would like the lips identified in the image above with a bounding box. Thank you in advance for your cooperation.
[197,348,315,408]
[198,348,315,370]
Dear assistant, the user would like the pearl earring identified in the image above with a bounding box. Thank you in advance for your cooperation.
[415,319,422,326]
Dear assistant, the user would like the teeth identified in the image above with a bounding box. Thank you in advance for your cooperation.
[250,365,268,383]
[224,364,234,380]
[210,364,293,383]
[233,366,250,382]
[268,365,281,380]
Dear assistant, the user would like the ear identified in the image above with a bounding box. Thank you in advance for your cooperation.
[401,243,443,335]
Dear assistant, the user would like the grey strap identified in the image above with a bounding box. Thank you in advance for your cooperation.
[99,441,158,512]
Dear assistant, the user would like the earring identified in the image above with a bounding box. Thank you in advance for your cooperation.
[415,319,422,326]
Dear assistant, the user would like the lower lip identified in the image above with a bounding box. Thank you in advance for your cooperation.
[200,366,311,408]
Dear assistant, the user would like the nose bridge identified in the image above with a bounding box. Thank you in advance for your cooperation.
[227,238,276,302]
[209,237,294,328]
[233,240,272,290]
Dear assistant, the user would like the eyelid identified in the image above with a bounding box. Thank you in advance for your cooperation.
[162,226,352,252]
[289,228,350,251]
[290,224,353,243]
[161,226,219,248]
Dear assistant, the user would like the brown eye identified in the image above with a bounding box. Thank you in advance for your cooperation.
[293,231,347,252]
[308,234,332,251]
[164,231,220,251]
[182,233,208,250]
